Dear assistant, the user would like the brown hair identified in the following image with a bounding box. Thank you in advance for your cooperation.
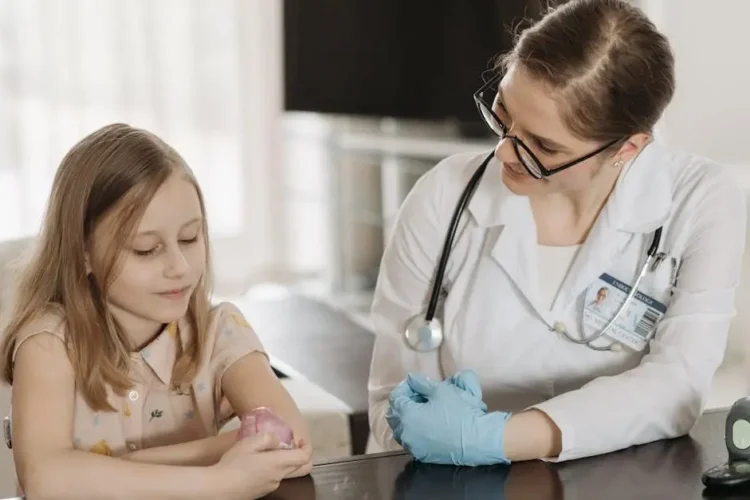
[0,123,213,411]
[499,0,675,144]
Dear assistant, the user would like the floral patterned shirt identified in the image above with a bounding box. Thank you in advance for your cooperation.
[11,302,263,457]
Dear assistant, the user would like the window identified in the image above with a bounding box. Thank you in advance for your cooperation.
[0,0,284,294]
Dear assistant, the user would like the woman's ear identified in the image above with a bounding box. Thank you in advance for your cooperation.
[615,133,651,164]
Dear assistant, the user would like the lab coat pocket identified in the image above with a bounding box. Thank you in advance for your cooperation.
[580,265,672,353]
[639,255,679,307]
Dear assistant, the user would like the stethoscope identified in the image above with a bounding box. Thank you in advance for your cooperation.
[403,151,665,352]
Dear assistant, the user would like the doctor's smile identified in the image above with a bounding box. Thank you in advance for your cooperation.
[501,161,532,181]
[369,0,746,468]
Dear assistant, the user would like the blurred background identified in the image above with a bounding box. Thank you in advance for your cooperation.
[0,0,748,306]
[0,0,748,493]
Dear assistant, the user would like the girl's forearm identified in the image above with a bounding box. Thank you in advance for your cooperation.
[123,431,239,466]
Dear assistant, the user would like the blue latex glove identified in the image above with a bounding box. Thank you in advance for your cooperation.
[386,369,487,440]
[447,369,486,405]
[386,369,511,466]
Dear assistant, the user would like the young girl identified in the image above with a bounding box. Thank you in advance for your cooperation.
[0,123,312,499]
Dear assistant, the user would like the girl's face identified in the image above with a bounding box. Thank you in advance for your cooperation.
[90,172,207,344]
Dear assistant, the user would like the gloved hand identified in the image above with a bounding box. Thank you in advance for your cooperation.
[446,369,488,408]
[386,369,488,447]
[386,369,487,440]
[386,369,511,466]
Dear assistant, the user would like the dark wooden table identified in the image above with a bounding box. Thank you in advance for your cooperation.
[234,293,374,455]
[265,409,748,500]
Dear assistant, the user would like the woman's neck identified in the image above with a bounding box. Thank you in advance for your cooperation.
[531,169,620,246]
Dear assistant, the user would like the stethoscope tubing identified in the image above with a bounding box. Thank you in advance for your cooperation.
[425,151,494,321]
[406,151,663,353]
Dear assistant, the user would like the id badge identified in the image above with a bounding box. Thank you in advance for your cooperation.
[582,273,667,351]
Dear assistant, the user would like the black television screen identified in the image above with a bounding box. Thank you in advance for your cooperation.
[283,1,544,128]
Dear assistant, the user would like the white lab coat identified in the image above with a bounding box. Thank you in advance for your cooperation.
[367,141,747,462]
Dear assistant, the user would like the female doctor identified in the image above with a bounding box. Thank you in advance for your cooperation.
[368,0,747,465]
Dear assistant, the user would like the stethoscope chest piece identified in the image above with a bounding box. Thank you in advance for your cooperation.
[404,315,444,352]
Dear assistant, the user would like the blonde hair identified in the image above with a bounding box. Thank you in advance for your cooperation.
[0,123,213,411]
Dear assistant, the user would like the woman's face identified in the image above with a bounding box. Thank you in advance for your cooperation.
[493,65,622,197]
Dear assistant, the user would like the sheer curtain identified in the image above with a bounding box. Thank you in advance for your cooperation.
[0,0,285,294]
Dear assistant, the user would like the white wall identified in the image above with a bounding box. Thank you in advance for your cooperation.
[643,0,750,167]
[638,0,750,399]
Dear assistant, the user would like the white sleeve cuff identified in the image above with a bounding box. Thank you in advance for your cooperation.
[530,399,578,462]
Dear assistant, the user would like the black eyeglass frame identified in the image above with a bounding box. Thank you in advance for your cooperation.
[473,73,622,179]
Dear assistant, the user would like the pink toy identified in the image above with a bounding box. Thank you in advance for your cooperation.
[238,407,294,448]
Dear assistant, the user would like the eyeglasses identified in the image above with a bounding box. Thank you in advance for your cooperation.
[473,73,621,179]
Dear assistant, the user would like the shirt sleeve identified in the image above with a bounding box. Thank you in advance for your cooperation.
[533,170,747,461]
[209,302,266,425]
[11,313,66,363]
[368,166,451,451]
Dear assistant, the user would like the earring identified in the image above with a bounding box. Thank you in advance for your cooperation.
[613,159,624,168]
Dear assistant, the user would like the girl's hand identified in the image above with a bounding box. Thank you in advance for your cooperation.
[215,432,312,499]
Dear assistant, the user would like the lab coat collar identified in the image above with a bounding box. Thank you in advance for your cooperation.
[466,154,529,229]
[606,140,673,234]
[467,141,673,233]
[466,154,539,314]
[552,141,674,311]
[467,141,673,316]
